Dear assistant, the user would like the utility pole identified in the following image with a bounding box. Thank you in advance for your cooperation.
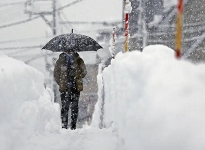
[24,0,58,35]
[51,0,58,103]
[53,0,57,35]
[142,0,147,50]
[24,0,59,102]
[138,0,147,51]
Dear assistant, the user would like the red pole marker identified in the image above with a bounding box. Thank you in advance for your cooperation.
[175,0,184,59]
[124,13,129,52]
[124,0,132,52]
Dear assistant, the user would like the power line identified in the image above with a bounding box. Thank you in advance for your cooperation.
[0,16,40,29]
[0,45,43,50]
[7,49,36,56]
[58,2,74,31]
[60,21,121,25]
[0,36,48,44]
[25,0,86,15]
[0,0,85,30]
[0,2,24,8]
[57,0,85,11]
[24,53,54,64]
[24,54,45,64]
[0,5,23,17]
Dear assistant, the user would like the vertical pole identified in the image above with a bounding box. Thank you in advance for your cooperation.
[138,0,142,51]
[109,26,116,59]
[124,13,129,52]
[122,0,125,28]
[124,0,132,52]
[112,27,116,44]
[53,0,57,36]
[142,0,147,50]
[175,0,183,58]
[53,0,57,102]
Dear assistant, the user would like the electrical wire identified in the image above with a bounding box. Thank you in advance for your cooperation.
[0,16,40,29]
[57,0,85,11]
[0,0,85,30]
[8,49,39,56]
[57,2,77,32]
[0,2,24,8]
[0,4,23,14]
[0,45,43,50]
[0,5,26,23]
[0,36,48,44]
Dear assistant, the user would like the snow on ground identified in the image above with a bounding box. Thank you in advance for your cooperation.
[93,45,205,150]
[10,128,119,150]
[0,51,119,150]
[1,44,205,150]
[0,51,61,149]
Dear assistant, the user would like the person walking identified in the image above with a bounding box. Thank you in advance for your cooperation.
[54,50,87,130]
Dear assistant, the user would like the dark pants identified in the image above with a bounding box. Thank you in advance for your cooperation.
[60,90,80,129]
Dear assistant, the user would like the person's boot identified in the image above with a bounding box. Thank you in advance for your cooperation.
[70,123,76,130]
[62,123,68,129]
[61,116,68,129]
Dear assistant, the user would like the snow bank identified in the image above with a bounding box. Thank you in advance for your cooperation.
[93,45,205,150]
[0,51,61,149]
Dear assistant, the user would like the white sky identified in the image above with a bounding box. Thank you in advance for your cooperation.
[1,45,205,149]
[60,0,123,22]
[0,0,123,39]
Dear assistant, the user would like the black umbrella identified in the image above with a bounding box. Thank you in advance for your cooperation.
[42,33,103,52]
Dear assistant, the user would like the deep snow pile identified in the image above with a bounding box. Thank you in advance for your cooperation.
[0,51,119,150]
[92,45,205,150]
[0,51,61,149]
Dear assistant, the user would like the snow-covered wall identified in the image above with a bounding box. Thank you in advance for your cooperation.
[93,45,205,150]
[0,51,61,148]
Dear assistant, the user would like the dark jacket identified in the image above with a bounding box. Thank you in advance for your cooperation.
[54,52,87,92]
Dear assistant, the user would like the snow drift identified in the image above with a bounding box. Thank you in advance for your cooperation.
[93,45,205,150]
[0,51,61,149]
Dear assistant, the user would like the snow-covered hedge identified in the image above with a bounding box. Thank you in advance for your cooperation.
[93,45,205,150]
[0,51,61,142]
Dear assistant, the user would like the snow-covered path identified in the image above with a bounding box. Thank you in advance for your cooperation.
[13,128,120,150]
[2,45,205,150]
[0,50,122,150]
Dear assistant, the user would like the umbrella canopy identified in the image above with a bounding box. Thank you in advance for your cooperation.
[42,33,103,52]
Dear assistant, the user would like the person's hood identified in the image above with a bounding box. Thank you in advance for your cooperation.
[58,52,80,62]
[59,53,65,58]
[58,53,66,63]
